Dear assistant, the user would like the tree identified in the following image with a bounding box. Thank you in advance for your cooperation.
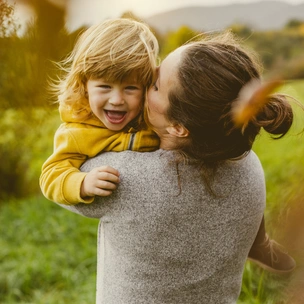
[160,25,201,58]
[0,0,19,37]
[0,1,20,109]
[285,19,304,29]
[0,0,76,109]
[229,23,252,38]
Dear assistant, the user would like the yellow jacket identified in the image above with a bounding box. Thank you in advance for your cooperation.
[40,105,159,205]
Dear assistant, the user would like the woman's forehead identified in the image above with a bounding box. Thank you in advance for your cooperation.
[158,45,187,85]
[161,45,188,70]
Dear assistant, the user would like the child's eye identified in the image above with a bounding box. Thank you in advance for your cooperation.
[98,85,111,89]
[126,86,139,91]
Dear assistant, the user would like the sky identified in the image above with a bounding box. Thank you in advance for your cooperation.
[9,0,304,33]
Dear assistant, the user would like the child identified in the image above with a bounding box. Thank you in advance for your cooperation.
[39,18,159,205]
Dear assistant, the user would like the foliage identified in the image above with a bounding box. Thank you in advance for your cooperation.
[239,80,304,304]
[276,54,304,80]
[285,19,304,29]
[0,0,19,37]
[0,0,80,110]
[158,21,304,79]
[0,0,84,199]
[230,23,253,38]
[244,30,304,79]
[159,25,201,59]
[0,108,60,199]
[0,196,98,303]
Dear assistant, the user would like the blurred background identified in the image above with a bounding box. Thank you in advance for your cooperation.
[0,0,304,303]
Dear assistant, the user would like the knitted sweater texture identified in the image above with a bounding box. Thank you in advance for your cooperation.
[61,149,265,304]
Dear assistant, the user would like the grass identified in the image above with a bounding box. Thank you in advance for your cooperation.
[0,196,98,304]
[253,79,304,225]
[0,80,303,303]
[239,79,304,303]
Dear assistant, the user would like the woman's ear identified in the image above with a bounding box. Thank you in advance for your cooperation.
[166,124,189,138]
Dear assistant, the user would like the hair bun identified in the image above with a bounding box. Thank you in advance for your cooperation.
[232,78,283,130]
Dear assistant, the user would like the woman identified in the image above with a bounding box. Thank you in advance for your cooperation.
[61,32,295,303]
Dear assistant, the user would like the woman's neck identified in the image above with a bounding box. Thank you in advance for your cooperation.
[159,134,189,150]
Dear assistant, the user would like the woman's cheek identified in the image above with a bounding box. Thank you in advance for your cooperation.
[147,91,159,112]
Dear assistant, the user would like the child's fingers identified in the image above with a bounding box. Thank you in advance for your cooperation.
[97,171,120,184]
[96,180,118,191]
[94,180,118,197]
[94,188,114,197]
[81,166,120,198]
[97,165,120,177]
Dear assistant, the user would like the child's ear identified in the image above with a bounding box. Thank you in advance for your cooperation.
[166,124,189,138]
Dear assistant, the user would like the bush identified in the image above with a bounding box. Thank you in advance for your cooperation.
[280,55,304,80]
[0,108,60,199]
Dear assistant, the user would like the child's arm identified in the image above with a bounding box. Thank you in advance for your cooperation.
[40,122,159,205]
[40,124,121,205]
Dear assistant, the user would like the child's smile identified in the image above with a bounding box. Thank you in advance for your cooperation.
[86,76,144,131]
[104,110,127,124]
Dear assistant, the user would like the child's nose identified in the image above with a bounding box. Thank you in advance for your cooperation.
[109,91,124,105]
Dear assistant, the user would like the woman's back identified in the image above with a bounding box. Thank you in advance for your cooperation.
[65,149,265,304]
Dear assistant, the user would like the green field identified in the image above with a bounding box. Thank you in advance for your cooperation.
[0,80,303,303]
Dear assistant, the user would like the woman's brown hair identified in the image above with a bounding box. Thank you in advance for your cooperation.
[167,32,294,166]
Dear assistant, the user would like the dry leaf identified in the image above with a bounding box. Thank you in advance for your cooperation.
[232,79,283,128]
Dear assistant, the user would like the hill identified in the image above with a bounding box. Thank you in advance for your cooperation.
[144,0,304,33]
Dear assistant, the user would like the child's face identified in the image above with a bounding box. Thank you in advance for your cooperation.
[86,73,144,131]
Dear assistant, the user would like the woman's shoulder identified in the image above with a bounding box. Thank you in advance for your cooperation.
[81,149,175,172]
[216,150,265,199]
[237,150,264,176]
[224,150,263,174]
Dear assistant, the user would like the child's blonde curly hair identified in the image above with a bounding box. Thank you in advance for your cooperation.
[54,18,159,120]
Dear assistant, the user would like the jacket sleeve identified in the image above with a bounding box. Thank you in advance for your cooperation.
[132,128,160,152]
[39,125,93,205]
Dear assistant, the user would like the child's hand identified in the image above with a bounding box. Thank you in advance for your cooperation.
[80,166,120,198]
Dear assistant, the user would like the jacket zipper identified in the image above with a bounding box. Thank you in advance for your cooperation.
[127,133,136,150]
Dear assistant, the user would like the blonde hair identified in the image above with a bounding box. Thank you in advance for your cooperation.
[54,18,159,119]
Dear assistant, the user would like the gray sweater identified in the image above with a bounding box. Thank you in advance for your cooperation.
[61,149,265,304]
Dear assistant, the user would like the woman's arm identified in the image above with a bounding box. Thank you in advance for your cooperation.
[55,200,106,218]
